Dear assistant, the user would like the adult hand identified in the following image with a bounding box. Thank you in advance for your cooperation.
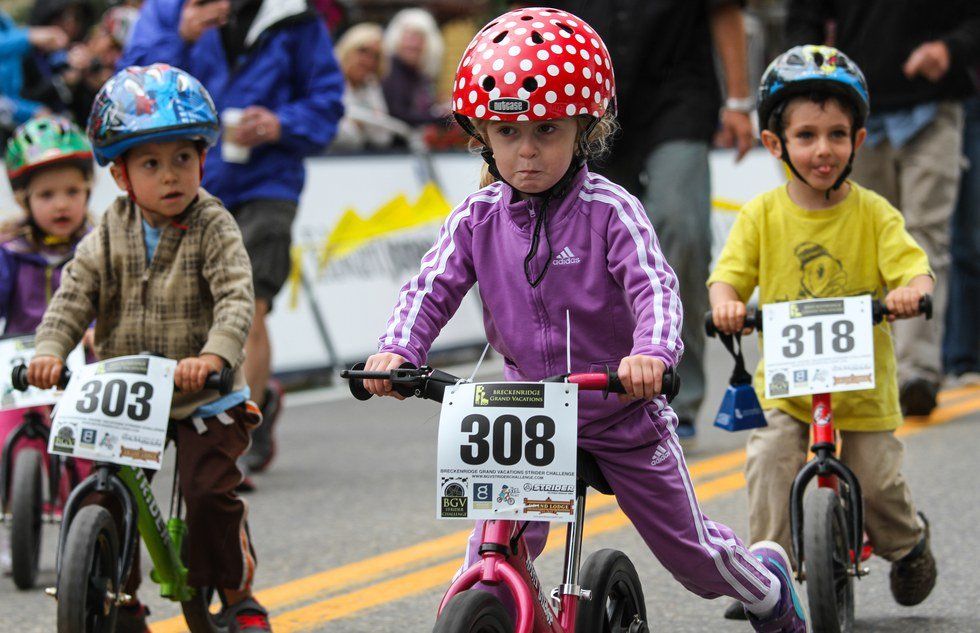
[903,41,951,83]
[232,106,282,147]
[363,352,408,399]
[616,355,666,401]
[716,109,755,161]
[28,26,69,53]
[179,0,231,43]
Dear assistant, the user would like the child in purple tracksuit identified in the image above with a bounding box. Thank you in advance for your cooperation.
[363,7,809,631]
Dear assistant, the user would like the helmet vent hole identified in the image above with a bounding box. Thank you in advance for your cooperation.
[521,15,533,21]
[556,22,574,35]
[492,30,508,43]
[482,76,496,91]
[522,76,539,92]
[531,31,544,44]
[813,52,824,66]
[481,21,498,34]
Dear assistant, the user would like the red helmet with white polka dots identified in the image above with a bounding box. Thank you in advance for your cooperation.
[452,7,615,132]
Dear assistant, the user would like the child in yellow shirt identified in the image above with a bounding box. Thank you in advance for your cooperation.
[708,46,937,613]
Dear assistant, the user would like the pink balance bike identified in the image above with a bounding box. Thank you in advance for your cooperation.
[342,363,679,633]
[706,295,930,633]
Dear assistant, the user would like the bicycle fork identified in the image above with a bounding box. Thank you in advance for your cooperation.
[789,393,866,581]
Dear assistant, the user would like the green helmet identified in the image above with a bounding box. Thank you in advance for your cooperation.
[5,117,94,191]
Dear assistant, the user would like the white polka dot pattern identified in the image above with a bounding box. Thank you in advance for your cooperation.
[451,6,615,123]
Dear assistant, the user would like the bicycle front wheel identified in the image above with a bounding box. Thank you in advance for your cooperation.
[57,505,119,633]
[803,487,854,633]
[433,590,514,633]
[10,449,44,589]
[181,585,229,633]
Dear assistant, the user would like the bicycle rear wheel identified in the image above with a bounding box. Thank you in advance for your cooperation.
[433,590,513,633]
[181,585,229,633]
[56,505,119,633]
[577,548,649,633]
[803,487,854,633]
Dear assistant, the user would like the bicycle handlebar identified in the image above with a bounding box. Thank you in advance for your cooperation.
[340,363,680,404]
[704,295,932,338]
[10,364,235,395]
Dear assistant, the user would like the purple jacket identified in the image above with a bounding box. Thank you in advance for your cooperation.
[0,232,77,336]
[379,168,683,427]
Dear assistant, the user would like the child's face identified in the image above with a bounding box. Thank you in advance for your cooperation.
[484,119,579,196]
[112,140,201,223]
[24,166,89,240]
[762,98,866,192]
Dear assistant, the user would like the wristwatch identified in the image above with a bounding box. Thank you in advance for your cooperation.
[724,96,755,113]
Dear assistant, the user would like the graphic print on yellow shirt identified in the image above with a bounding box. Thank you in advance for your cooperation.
[707,182,931,431]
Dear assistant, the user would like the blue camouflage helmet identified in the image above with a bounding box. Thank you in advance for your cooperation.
[757,45,869,134]
[86,64,220,166]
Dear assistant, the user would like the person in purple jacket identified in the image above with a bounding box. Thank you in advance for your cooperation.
[363,7,810,631]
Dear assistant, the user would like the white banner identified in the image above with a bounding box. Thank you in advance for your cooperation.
[0,336,85,410]
[437,382,578,522]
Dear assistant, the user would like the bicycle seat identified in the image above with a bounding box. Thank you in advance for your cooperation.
[577,449,613,495]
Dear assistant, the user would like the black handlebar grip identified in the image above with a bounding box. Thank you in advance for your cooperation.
[704,311,719,338]
[606,367,680,404]
[204,366,235,395]
[704,309,762,336]
[10,365,28,391]
[345,362,373,401]
[10,364,70,391]
[920,294,933,320]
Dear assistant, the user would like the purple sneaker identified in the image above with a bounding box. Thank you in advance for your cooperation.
[746,541,810,632]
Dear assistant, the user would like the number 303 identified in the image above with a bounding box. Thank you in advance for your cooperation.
[75,379,154,421]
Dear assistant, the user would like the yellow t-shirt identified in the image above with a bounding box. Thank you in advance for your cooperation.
[707,182,932,431]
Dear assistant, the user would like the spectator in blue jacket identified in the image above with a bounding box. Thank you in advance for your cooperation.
[0,10,69,137]
[121,0,345,483]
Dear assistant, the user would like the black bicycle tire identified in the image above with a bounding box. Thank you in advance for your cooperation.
[576,548,650,633]
[181,583,230,633]
[432,590,514,633]
[10,449,43,589]
[804,487,854,633]
[57,505,119,633]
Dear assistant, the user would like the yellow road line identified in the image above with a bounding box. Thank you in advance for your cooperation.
[273,472,749,632]
[153,391,980,632]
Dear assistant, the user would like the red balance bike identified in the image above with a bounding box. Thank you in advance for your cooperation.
[706,295,931,633]
[342,363,679,633]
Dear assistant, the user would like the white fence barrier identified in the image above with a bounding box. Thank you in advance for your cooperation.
[0,149,784,373]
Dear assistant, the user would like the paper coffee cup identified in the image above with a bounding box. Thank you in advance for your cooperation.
[221,108,251,164]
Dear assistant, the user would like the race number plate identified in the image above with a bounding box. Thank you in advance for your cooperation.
[763,296,875,399]
[0,336,85,410]
[437,382,578,522]
[48,356,177,469]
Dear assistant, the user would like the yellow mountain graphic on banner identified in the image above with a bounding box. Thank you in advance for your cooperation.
[318,182,452,268]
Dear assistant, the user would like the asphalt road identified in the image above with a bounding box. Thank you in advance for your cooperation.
[1,344,978,633]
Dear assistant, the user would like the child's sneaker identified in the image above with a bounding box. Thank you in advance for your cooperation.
[243,381,283,473]
[746,541,810,632]
[221,597,272,632]
[115,601,151,633]
[890,512,937,606]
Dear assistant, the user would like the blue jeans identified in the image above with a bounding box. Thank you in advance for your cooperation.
[943,96,980,375]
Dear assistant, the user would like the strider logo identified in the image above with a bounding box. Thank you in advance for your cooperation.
[552,247,581,266]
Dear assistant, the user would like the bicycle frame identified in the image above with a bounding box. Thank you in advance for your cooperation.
[54,461,195,603]
[438,478,592,633]
[788,392,865,582]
